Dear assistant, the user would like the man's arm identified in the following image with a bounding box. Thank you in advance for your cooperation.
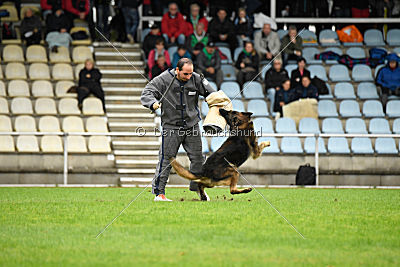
[141,76,165,110]
[270,32,281,56]
[196,73,216,98]
[254,31,268,55]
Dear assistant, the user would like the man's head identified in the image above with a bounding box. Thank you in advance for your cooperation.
[273,58,282,71]
[217,8,227,22]
[25,8,33,18]
[238,7,246,18]
[155,38,165,50]
[177,44,187,57]
[282,79,291,91]
[156,55,166,66]
[205,42,216,54]
[176,58,193,82]
[55,8,63,16]
[85,59,94,70]
[150,24,160,35]
[244,41,254,54]
[195,22,205,35]
[297,57,306,69]
[288,25,297,39]
[262,23,271,35]
[301,76,311,88]
[190,3,200,17]
[168,2,179,16]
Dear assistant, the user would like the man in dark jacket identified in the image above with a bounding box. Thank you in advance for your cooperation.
[21,8,42,46]
[195,41,224,87]
[45,7,72,52]
[376,53,400,112]
[207,8,237,53]
[77,59,105,111]
[294,76,319,100]
[274,79,296,117]
[265,58,289,114]
[281,25,303,65]
[290,57,311,88]
[64,0,95,40]
[143,24,165,57]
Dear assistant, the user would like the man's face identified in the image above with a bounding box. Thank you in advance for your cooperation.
[169,4,178,16]
[389,61,397,69]
[283,80,291,90]
[196,23,204,35]
[151,28,159,35]
[298,60,305,69]
[273,61,282,71]
[263,24,271,35]
[302,77,311,87]
[206,46,215,54]
[26,9,33,18]
[289,29,297,38]
[176,64,193,82]
[85,61,94,70]
[157,57,166,66]
[155,42,164,50]
[217,10,227,21]
[178,48,186,57]
[191,5,200,17]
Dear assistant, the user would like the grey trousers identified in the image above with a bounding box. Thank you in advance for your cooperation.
[152,124,204,195]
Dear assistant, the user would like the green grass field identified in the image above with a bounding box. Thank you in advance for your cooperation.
[0,187,399,266]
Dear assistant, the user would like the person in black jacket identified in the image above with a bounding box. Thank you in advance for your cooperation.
[45,7,73,52]
[151,55,169,79]
[234,7,252,47]
[77,59,105,111]
[143,24,165,57]
[294,76,319,101]
[274,79,296,117]
[207,8,237,54]
[235,41,259,87]
[20,8,42,46]
[264,58,289,114]
[290,57,311,89]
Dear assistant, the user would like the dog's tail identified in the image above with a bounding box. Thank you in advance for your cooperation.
[170,158,199,180]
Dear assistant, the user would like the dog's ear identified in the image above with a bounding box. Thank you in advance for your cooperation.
[242,112,253,118]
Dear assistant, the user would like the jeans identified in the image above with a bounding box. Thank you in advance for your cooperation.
[122,7,139,41]
[162,33,185,45]
[96,4,110,38]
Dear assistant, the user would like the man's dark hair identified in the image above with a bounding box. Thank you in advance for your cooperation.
[155,38,164,45]
[177,44,186,51]
[176,58,193,70]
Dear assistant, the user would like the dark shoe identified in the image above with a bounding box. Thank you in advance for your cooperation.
[51,46,59,53]
[78,103,82,111]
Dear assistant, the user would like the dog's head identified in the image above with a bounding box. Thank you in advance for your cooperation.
[219,109,253,130]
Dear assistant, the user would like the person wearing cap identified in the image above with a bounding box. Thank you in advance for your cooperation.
[208,7,237,53]
[141,58,217,201]
[376,53,400,112]
[143,24,166,57]
[290,57,310,89]
[196,41,224,88]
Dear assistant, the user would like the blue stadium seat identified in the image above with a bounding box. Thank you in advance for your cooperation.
[167,46,178,62]
[334,82,356,99]
[364,29,386,46]
[218,47,232,64]
[322,118,344,133]
[285,64,297,78]
[302,47,322,64]
[357,82,379,99]
[375,138,398,154]
[318,100,338,117]
[220,81,241,99]
[141,28,151,43]
[328,137,350,154]
[259,137,280,153]
[343,41,363,47]
[277,29,288,39]
[280,137,303,153]
[393,118,400,134]
[309,65,328,81]
[201,136,210,153]
[319,29,340,46]
[275,118,297,133]
[345,118,367,134]
[393,47,400,55]
[300,30,318,46]
[210,136,227,152]
[304,137,327,154]
[243,82,264,99]
[324,47,342,64]
[346,47,366,59]
[221,64,236,81]
[261,64,272,79]
[247,100,269,117]
[362,100,385,117]
[233,47,242,62]
[374,64,385,78]
[201,101,209,117]
[339,100,361,117]
[209,81,218,91]
[369,118,391,134]
[299,117,320,134]
[386,100,400,117]
[319,83,334,99]
[253,117,274,133]
[352,64,373,82]
[387,29,400,46]
[215,42,229,48]
[329,65,351,82]
[231,99,245,112]
[351,137,374,154]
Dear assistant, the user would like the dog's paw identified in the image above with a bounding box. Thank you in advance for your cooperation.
[261,141,270,147]
[243,188,253,193]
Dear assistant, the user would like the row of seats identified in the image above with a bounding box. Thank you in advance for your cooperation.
[0,80,75,98]
[0,97,104,115]
[0,45,93,64]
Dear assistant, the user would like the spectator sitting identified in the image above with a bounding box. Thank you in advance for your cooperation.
[40,0,63,20]
[45,6,72,53]
[20,8,42,46]
[254,23,281,62]
[63,0,95,41]
[234,7,252,47]
[77,59,105,112]
[376,53,400,112]
[235,41,259,87]
[294,76,319,101]
[148,39,171,79]
[264,58,289,113]
[290,57,310,88]
[120,0,141,43]
[161,2,186,45]
[185,22,208,61]
[185,2,208,37]
[274,79,296,117]
[172,45,192,68]
[208,7,237,54]
[151,55,169,79]
[196,41,223,87]
[281,25,303,65]
[143,24,165,57]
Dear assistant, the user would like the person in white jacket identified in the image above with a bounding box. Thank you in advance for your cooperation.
[254,23,281,61]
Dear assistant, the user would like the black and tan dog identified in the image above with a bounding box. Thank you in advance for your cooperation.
[170,109,270,201]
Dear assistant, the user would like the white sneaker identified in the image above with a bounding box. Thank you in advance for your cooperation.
[127,34,134,44]
[154,194,172,202]
[197,190,210,201]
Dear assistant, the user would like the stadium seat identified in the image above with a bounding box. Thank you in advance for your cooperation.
[55,81,76,98]
[352,64,373,82]
[357,82,379,99]
[0,97,9,114]
[243,82,264,99]
[167,46,177,62]
[49,46,71,63]
[82,98,104,115]
[300,29,318,46]
[0,81,5,96]
[3,45,24,62]
[364,29,386,46]
[329,65,351,82]
[375,138,398,154]
[304,137,327,154]
[318,100,338,117]
[29,63,51,80]
[0,136,15,152]
[302,47,322,64]
[322,118,344,133]
[15,115,36,132]
[253,117,274,133]
[351,137,374,154]
[32,80,54,97]
[0,67,3,79]
[319,83,334,100]
[374,64,385,78]
[339,100,361,117]
[220,81,241,98]
[72,46,93,64]
[75,64,84,80]
[345,118,367,134]
[393,118,400,134]
[39,116,61,132]
[218,47,232,64]
[221,64,236,81]
[35,98,57,115]
[280,137,303,153]
[299,117,320,134]
[11,97,33,115]
[8,80,30,97]
[334,82,355,99]
[324,47,343,64]
[285,64,297,78]
[233,47,242,62]
[386,100,400,117]
[209,81,218,91]
[231,99,245,112]
[201,136,209,153]
[26,45,47,63]
[52,63,74,80]
[362,100,385,117]
[327,137,350,154]
[309,65,328,81]
[369,118,391,134]
[88,136,111,153]
[5,63,27,80]
[0,115,12,132]
[86,116,108,132]
[319,29,340,46]
[387,29,400,46]
[276,118,297,133]
[277,29,288,39]
[201,101,208,117]
[257,137,279,153]
[59,98,81,115]
[67,136,87,152]
[41,136,64,153]
[247,100,269,117]
[261,64,272,78]
[17,136,40,152]
[210,136,227,152]
[346,47,365,59]
[63,116,84,132]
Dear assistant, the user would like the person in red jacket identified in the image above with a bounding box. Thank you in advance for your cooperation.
[63,0,95,40]
[161,2,186,45]
[184,2,208,37]
[147,39,171,79]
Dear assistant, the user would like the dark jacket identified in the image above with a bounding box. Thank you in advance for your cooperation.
[290,68,311,89]
[235,50,259,73]
[119,0,142,8]
[79,68,102,90]
[233,16,252,37]
[208,16,235,41]
[143,33,165,57]
[274,88,297,113]
[294,84,319,100]
[151,63,169,80]
[20,15,42,35]
[46,11,72,33]
[196,49,221,73]
[264,68,289,89]
[281,35,303,56]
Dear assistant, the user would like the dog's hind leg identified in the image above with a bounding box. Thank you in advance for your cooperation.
[198,184,210,201]
[229,171,252,195]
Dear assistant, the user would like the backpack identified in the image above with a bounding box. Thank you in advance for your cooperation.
[369,48,387,60]
[2,22,16,39]
[312,76,329,95]
[296,164,316,185]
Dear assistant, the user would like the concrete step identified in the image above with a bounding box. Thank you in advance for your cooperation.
[112,136,160,142]
[95,51,142,61]
[105,95,141,101]
[101,69,145,79]
[107,112,154,118]
[103,87,144,95]
[116,159,159,165]
[112,140,160,150]
[93,42,141,49]
[105,104,148,112]
[108,122,156,131]
[114,150,159,156]
[96,60,144,67]
[120,177,154,183]
[117,168,156,174]
[101,78,147,84]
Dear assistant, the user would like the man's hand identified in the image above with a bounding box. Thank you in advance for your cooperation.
[152,102,161,110]
[294,50,301,56]
[279,102,285,107]
[266,52,273,59]
[276,87,280,91]
[207,67,215,74]
[170,36,176,43]
[60,28,67,33]
[240,62,245,68]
